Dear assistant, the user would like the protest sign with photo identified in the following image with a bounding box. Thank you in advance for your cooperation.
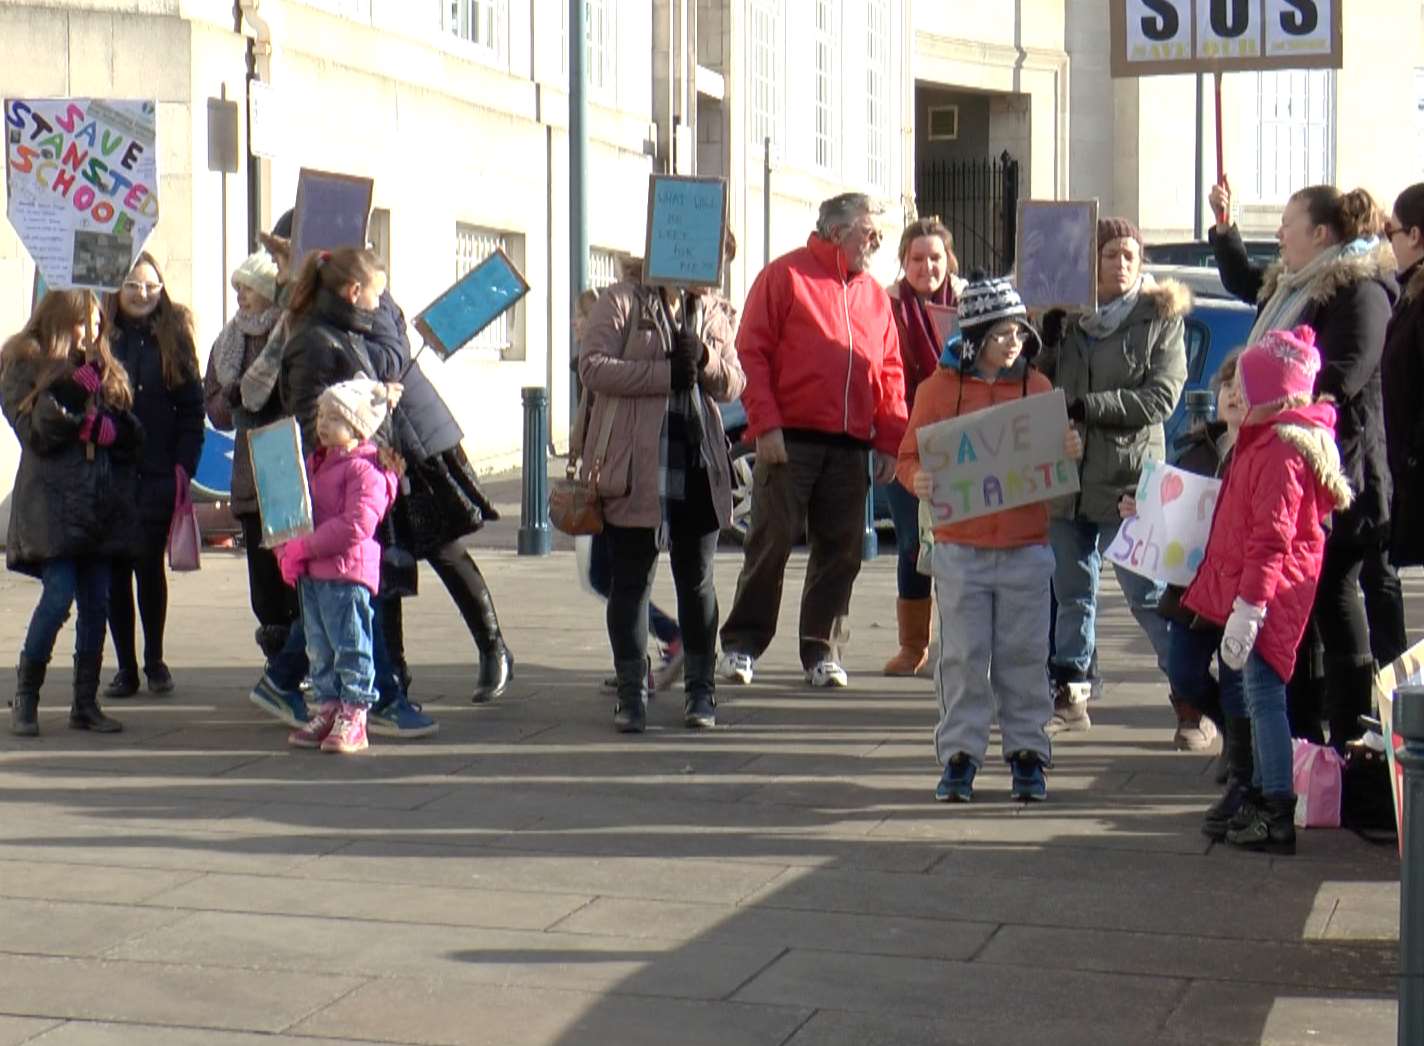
[413,246,530,359]
[643,174,727,288]
[916,388,1078,526]
[291,167,374,266]
[1017,199,1098,312]
[1104,460,1222,588]
[4,98,158,291]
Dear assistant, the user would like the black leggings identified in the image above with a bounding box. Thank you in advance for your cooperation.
[239,513,298,630]
[109,545,168,675]
[380,540,504,669]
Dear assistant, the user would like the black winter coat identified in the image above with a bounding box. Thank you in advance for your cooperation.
[110,314,205,546]
[1210,226,1397,543]
[279,290,384,453]
[1383,260,1424,566]
[370,291,465,463]
[2,355,144,577]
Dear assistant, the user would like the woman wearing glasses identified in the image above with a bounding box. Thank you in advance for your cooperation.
[1036,219,1191,742]
[1383,185,1424,576]
[101,254,205,697]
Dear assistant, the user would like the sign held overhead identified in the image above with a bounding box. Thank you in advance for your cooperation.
[1110,1,1342,78]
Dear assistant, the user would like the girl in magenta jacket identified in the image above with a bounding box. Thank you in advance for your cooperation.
[278,378,400,754]
[1183,326,1352,855]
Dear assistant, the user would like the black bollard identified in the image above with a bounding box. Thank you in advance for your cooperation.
[1397,685,1424,1045]
[1184,388,1215,430]
[518,386,552,556]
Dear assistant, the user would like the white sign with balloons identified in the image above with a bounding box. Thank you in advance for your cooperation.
[1105,460,1223,588]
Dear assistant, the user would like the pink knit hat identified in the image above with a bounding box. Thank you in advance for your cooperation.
[1238,325,1322,407]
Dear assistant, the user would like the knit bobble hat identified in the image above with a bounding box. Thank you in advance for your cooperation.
[945,273,1039,369]
[1237,325,1321,407]
[317,378,402,441]
[232,251,279,303]
[1097,217,1143,253]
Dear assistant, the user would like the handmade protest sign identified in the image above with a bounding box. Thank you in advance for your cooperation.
[291,167,373,266]
[249,416,313,547]
[4,98,158,291]
[413,246,530,358]
[643,174,727,288]
[916,388,1078,526]
[1104,460,1222,587]
[927,303,958,355]
[1017,199,1098,312]
[1109,0,1342,77]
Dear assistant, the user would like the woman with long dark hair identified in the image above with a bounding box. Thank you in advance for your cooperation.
[101,253,205,697]
[1383,183,1424,574]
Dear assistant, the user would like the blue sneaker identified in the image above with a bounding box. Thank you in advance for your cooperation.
[934,753,976,803]
[1009,750,1048,802]
[368,696,439,739]
[248,673,310,727]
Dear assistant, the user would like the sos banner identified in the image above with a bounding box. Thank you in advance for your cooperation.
[1109,0,1342,77]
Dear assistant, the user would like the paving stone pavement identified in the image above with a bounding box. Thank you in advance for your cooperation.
[0,547,1413,1045]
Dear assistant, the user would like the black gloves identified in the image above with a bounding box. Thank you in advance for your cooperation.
[1066,398,1087,423]
[669,330,704,392]
[1041,309,1067,349]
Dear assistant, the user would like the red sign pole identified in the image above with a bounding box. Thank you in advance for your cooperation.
[1213,72,1229,224]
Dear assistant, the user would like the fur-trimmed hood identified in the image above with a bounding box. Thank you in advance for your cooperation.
[1269,402,1353,511]
[1139,277,1194,320]
[1258,239,1397,306]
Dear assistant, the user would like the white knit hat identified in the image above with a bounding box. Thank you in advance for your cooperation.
[232,251,279,303]
[317,378,401,441]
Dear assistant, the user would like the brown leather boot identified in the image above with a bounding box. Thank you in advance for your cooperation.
[883,598,932,676]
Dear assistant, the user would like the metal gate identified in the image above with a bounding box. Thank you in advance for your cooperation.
[913,151,1020,277]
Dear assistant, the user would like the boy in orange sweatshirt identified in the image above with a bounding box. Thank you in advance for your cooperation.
[898,277,1082,802]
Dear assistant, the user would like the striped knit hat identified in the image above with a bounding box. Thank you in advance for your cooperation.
[944,274,1039,370]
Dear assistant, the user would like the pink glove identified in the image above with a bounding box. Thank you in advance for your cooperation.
[277,542,309,587]
[71,364,101,394]
[78,413,117,447]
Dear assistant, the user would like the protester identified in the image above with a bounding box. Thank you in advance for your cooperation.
[578,266,744,731]
[1382,182,1424,571]
[882,216,965,676]
[898,276,1081,802]
[97,254,204,698]
[202,250,294,662]
[718,192,908,688]
[1037,219,1189,735]
[1210,183,1402,745]
[1183,327,1353,854]
[279,378,401,753]
[3,291,143,736]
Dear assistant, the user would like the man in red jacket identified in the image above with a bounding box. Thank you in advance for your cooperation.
[717,193,908,688]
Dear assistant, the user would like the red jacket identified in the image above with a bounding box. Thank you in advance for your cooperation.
[1182,402,1352,681]
[737,234,908,455]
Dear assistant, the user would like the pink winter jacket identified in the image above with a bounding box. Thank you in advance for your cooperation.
[1182,402,1353,681]
[289,442,397,596]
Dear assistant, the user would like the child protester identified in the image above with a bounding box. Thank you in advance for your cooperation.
[279,377,402,754]
[898,276,1083,802]
[1183,326,1352,854]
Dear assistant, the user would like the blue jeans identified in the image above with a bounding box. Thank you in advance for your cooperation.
[370,598,404,706]
[1048,517,1171,682]
[884,479,931,600]
[268,594,400,705]
[1167,621,1245,719]
[1220,652,1292,797]
[23,559,111,663]
[298,578,377,708]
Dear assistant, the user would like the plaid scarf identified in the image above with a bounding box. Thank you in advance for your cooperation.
[653,293,709,549]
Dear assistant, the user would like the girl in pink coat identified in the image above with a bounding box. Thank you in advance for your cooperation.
[279,378,401,754]
[1183,326,1352,854]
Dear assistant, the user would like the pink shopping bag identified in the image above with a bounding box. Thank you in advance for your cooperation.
[1292,739,1345,829]
[167,465,202,572]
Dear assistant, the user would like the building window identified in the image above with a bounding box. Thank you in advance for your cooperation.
[812,0,836,171]
[865,0,890,189]
[445,0,506,58]
[455,223,524,360]
[588,248,621,290]
[1255,69,1333,203]
[927,105,958,141]
[748,0,781,149]
[586,0,614,97]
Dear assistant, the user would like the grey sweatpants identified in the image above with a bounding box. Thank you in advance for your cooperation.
[932,542,1054,768]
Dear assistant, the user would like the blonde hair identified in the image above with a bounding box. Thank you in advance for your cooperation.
[2,289,133,413]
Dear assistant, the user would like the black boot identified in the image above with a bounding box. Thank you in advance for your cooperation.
[683,654,716,730]
[255,624,290,662]
[1203,717,1254,840]
[1325,656,1375,750]
[1226,794,1297,854]
[69,653,122,733]
[612,657,647,733]
[10,656,45,737]
[472,637,514,703]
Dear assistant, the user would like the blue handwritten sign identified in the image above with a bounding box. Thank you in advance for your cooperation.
[643,174,727,288]
[413,247,530,358]
[291,168,373,266]
[249,416,313,547]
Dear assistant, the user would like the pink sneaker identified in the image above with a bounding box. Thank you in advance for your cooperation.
[321,703,369,753]
[288,701,338,749]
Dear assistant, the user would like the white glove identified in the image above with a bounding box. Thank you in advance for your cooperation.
[1219,597,1266,671]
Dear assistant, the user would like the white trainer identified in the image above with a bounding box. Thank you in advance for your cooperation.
[717,651,755,685]
[806,660,849,688]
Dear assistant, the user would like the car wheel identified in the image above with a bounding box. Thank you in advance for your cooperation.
[723,441,755,545]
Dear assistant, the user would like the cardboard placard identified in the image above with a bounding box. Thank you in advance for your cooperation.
[1104,460,1222,587]
[249,416,313,547]
[4,98,159,291]
[916,388,1078,526]
[1372,639,1424,855]
[291,167,373,267]
[927,303,959,355]
[643,174,728,288]
[1109,0,1343,78]
[1017,199,1098,312]
[412,246,531,358]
